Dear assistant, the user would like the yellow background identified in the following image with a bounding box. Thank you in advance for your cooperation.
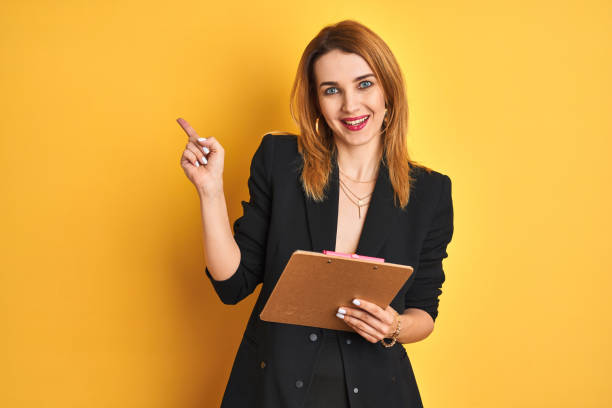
[1,0,611,406]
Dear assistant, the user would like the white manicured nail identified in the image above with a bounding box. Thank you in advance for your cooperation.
[338,308,346,314]
[202,146,210,154]
[352,299,361,306]
[336,313,345,319]
[201,156,208,164]
[197,137,207,142]
[195,161,200,167]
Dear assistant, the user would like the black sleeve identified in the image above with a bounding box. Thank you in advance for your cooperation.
[204,134,275,305]
[404,174,454,322]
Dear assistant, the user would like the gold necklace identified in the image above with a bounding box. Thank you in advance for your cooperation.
[338,167,377,183]
[339,177,373,202]
[339,177,373,218]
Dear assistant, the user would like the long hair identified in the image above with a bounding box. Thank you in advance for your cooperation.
[290,19,428,208]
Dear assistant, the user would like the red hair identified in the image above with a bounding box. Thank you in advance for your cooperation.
[289,19,430,208]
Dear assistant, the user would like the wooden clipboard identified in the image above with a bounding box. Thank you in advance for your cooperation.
[259,250,413,331]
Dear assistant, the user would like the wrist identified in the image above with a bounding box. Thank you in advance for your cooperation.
[396,311,423,344]
[381,311,402,348]
[197,183,225,200]
[386,314,399,338]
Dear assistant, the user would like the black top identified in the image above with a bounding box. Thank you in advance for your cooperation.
[205,133,454,408]
[303,331,350,408]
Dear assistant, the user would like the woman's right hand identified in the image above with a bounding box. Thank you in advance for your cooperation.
[177,117,225,197]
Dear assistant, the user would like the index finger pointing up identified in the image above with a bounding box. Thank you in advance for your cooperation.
[176,117,199,139]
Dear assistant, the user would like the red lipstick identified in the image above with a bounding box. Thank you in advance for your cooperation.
[341,114,370,131]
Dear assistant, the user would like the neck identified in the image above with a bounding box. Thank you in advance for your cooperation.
[334,137,383,181]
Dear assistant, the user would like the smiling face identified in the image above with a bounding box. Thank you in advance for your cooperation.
[313,49,387,150]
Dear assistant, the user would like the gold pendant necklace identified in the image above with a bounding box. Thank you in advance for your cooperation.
[339,177,373,218]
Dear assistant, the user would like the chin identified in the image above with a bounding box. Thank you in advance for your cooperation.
[334,130,380,147]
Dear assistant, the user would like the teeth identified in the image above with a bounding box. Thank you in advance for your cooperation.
[344,116,368,125]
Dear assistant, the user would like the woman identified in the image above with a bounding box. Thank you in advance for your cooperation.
[178,20,453,408]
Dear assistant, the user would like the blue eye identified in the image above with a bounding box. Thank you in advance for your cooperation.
[324,81,372,95]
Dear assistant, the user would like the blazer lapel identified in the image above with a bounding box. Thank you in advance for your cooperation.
[304,157,340,252]
[355,160,400,257]
[303,155,401,257]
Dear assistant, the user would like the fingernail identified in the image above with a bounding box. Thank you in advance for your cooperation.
[352,299,361,306]
[336,312,345,319]
[202,156,208,165]
[338,307,346,314]
[197,137,207,142]
[202,146,210,154]
[195,161,200,167]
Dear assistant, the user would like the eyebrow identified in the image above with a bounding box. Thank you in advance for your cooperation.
[319,73,375,88]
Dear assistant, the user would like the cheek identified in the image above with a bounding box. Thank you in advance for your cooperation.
[366,87,386,110]
[318,98,338,122]
[371,93,386,111]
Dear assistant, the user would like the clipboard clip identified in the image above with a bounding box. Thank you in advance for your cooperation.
[322,250,385,263]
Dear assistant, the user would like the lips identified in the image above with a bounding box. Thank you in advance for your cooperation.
[341,115,369,125]
[341,114,370,131]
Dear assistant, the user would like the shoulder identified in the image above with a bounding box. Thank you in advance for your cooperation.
[410,162,451,186]
[255,132,301,172]
[408,162,452,205]
[260,132,299,156]
[251,132,298,159]
[246,133,302,187]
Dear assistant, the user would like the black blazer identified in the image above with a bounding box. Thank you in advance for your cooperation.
[205,133,454,408]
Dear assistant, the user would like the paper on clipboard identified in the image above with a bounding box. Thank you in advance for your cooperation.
[259,250,413,331]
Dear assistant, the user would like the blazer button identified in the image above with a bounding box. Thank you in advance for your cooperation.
[295,380,304,389]
[353,387,359,394]
[309,333,318,342]
[346,339,352,345]
[260,361,266,369]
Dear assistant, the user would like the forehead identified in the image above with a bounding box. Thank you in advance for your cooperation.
[313,49,373,83]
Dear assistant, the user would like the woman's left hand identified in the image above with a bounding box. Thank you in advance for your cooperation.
[336,299,399,343]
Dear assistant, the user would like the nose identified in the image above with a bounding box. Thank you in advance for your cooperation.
[342,89,360,114]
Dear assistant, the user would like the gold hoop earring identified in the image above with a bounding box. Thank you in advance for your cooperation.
[382,110,389,130]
